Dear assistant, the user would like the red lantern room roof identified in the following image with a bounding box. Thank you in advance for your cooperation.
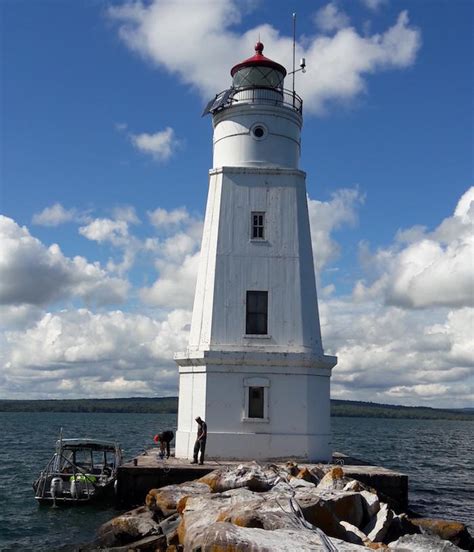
[230,42,287,78]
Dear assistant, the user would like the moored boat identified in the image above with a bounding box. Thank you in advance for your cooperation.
[33,433,122,505]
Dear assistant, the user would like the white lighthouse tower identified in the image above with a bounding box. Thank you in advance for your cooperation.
[175,42,337,462]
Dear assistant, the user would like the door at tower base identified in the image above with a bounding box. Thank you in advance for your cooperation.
[174,352,334,462]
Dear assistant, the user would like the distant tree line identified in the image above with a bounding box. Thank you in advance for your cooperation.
[330,399,474,421]
[0,397,472,421]
[0,397,178,414]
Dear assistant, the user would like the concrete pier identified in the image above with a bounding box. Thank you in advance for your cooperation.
[116,449,408,510]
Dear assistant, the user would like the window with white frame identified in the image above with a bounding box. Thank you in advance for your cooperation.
[243,377,270,421]
[248,387,264,418]
[251,211,265,240]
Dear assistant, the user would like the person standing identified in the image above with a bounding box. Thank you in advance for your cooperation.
[191,416,207,465]
[153,430,174,459]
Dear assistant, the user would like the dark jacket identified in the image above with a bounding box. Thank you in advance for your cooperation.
[197,421,207,441]
[159,430,174,443]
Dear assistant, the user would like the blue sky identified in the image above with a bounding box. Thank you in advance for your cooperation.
[1,0,472,407]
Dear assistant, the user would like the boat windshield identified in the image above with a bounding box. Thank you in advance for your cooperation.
[56,447,117,474]
[74,448,93,469]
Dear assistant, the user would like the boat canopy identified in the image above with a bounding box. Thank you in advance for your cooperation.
[56,439,120,451]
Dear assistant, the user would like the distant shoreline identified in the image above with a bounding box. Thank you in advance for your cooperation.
[0,397,472,421]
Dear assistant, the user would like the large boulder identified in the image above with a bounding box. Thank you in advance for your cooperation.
[145,481,210,517]
[343,479,377,494]
[296,489,365,539]
[175,486,368,549]
[383,513,420,545]
[217,504,300,531]
[388,533,462,551]
[158,512,181,547]
[309,464,327,481]
[181,519,368,551]
[175,488,272,542]
[340,521,368,546]
[409,518,473,550]
[176,487,300,540]
[96,506,161,548]
[288,477,317,490]
[316,466,350,491]
[198,463,279,493]
[294,466,321,485]
[92,534,167,552]
[215,488,306,531]
[360,490,380,520]
[363,503,394,542]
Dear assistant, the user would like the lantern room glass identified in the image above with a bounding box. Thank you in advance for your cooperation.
[232,66,285,90]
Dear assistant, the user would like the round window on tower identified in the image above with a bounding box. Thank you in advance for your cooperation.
[251,123,268,141]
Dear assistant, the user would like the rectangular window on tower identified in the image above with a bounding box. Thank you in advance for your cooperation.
[248,387,264,418]
[246,291,268,335]
[243,377,270,422]
[251,212,265,240]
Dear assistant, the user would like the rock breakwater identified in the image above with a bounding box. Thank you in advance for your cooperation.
[88,462,473,551]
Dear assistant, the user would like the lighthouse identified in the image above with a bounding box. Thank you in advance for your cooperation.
[174,42,337,462]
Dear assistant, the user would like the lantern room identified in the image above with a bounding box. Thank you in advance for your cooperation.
[202,42,302,118]
[231,42,286,90]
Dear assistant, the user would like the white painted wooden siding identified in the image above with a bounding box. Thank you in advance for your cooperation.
[188,167,323,354]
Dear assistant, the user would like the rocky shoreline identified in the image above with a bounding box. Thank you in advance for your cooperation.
[85,462,473,551]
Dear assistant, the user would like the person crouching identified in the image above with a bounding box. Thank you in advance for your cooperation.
[153,430,174,459]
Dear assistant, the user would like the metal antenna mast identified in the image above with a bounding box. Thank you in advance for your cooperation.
[289,11,306,106]
[292,12,296,95]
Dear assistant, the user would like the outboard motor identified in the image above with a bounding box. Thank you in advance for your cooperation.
[50,477,63,506]
[70,477,81,499]
[50,477,63,498]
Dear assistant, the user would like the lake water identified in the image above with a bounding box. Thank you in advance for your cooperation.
[0,412,472,551]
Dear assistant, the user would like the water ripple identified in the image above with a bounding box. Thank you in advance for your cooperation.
[332,417,474,530]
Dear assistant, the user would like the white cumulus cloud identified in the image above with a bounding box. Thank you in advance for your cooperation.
[317,186,474,408]
[0,304,44,331]
[0,216,128,307]
[79,207,141,275]
[140,252,200,309]
[140,207,204,308]
[1,308,191,398]
[308,188,365,271]
[148,207,190,228]
[321,298,474,408]
[360,0,388,11]
[314,3,350,33]
[111,205,140,224]
[108,1,421,114]
[32,203,88,226]
[354,186,474,309]
[79,218,129,244]
[130,127,179,161]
